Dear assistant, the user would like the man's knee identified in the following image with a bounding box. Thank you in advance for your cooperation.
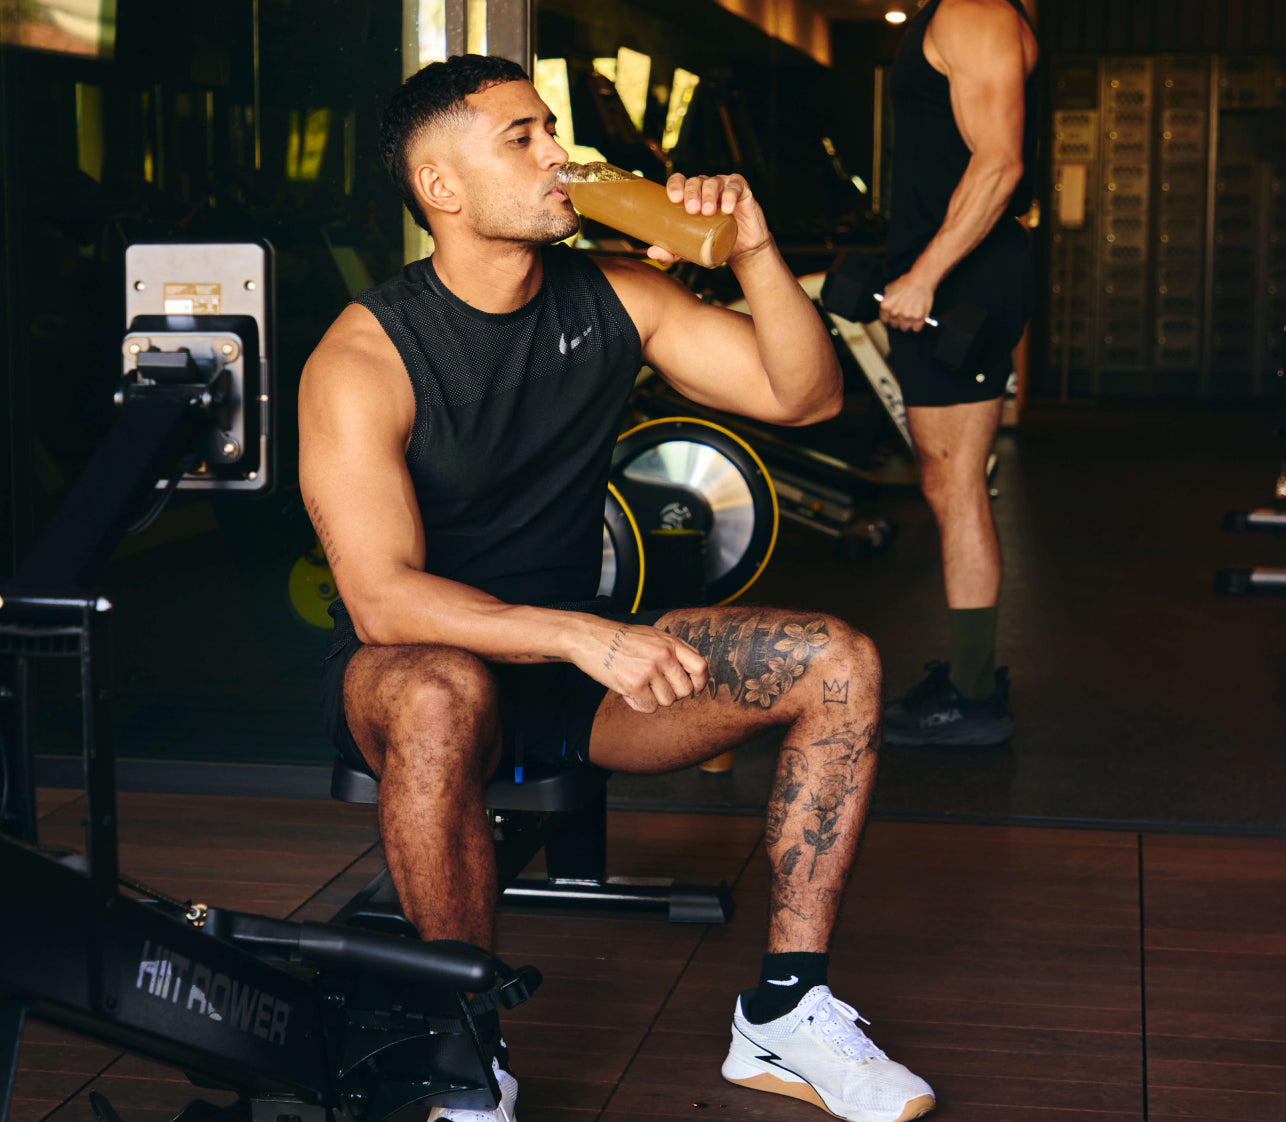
[357,646,498,763]
[811,617,882,704]
[919,451,988,516]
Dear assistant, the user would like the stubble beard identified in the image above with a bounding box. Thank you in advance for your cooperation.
[471,188,580,247]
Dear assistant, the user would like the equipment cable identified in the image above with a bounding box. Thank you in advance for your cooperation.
[5,832,207,923]
[126,465,187,536]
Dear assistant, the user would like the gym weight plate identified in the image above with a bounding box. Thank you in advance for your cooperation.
[597,481,645,612]
[611,418,777,605]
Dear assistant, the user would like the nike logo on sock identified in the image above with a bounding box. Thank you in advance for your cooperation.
[766,975,799,986]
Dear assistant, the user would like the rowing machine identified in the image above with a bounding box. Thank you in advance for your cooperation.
[0,242,539,1122]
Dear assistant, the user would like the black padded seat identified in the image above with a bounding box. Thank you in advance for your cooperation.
[329,755,732,925]
[330,755,609,812]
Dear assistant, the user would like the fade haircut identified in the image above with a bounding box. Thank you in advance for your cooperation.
[379,54,529,233]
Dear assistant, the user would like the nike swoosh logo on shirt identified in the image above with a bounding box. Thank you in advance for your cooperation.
[766,975,799,986]
[558,325,593,354]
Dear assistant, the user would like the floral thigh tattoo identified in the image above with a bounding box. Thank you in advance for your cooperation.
[664,613,831,709]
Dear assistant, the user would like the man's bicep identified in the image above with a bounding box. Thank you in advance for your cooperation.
[646,300,771,410]
[940,6,1027,157]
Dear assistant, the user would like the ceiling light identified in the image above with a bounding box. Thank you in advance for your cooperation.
[885,9,907,23]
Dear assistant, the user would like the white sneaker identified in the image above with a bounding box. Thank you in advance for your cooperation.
[427,1056,517,1122]
[722,986,935,1122]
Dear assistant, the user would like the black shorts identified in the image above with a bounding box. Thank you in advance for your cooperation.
[888,220,1036,408]
[320,601,667,782]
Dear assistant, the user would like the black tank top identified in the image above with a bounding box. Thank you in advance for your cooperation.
[887,0,1038,276]
[327,244,641,651]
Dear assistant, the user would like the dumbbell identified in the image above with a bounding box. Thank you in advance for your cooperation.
[820,249,991,374]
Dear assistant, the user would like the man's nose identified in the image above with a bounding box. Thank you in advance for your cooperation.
[541,134,569,167]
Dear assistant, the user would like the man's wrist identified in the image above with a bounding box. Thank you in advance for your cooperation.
[533,607,613,665]
[728,234,777,271]
[906,257,944,295]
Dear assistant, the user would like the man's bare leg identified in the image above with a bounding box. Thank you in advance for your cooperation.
[588,607,882,953]
[885,396,1012,750]
[906,397,1004,610]
[343,644,502,947]
[590,607,935,1119]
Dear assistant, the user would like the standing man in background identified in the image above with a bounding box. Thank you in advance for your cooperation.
[879,0,1038,745]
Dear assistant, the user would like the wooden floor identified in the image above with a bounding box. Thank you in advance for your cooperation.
[7,790,1286,1122]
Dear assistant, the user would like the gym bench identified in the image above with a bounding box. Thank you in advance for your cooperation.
[329,755,735,931]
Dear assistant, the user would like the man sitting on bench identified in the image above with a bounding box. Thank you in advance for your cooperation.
[300,54,935,1122]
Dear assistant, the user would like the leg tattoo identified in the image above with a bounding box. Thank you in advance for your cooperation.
[768,721,879,934]
[766,747,808,847]
[801,722,876,879]
[665,613,832,709]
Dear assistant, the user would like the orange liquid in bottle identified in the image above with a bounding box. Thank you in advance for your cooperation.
[565,175,737,268]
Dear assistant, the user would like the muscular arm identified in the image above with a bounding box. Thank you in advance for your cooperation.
[298,304,706,711]
[599,175,842,425]
[880,0,1035,331]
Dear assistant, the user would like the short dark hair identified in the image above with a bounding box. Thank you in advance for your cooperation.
[380,54,529,233]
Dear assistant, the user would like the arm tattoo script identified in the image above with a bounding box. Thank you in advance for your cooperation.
[665,613,831,710]
[305,495,341,566]
[601,626,628,673]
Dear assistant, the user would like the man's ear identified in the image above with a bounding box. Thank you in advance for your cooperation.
[416,162,461,218]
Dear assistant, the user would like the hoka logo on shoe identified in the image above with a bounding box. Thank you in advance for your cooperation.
[921,708,962,728]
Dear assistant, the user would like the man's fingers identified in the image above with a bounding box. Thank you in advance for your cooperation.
[699,176,723,214]
[659,657,696,705]
[666,173,745,217]
[719,176,747,213]
[672,640,709,692]
[648,672,679,708]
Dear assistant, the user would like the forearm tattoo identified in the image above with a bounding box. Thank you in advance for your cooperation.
[664,613,832,710]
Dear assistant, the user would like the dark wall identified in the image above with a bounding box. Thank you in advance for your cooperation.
[1043,0,1286,54]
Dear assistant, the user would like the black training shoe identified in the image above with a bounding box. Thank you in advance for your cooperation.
[883,661,1013,746]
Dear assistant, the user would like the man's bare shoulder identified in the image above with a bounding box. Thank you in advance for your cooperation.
[935,0,1025,21]
[931,0,1035,64]
[591,253,688,296]
[306,304,400,381]
[302,304,411,405]
[300,303,414,437]
[591,254,698,338]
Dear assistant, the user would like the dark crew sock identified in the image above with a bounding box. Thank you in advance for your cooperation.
[745,951,830,1024]
[948,605,998,700]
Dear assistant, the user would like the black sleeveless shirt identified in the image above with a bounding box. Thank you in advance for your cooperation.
[887,0,1038,277]
[327,244,641,651]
